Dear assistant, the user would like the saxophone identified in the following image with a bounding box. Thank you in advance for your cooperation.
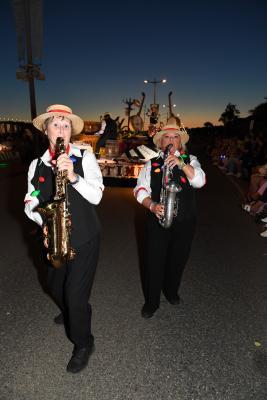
[38,137,76,268]
[159,144,182,229]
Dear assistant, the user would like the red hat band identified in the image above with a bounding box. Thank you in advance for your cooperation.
[48,109,71,114]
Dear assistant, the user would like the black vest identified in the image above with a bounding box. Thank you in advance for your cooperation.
[31,152,101,247]
[103,119,118,140]
[150,155,196,222]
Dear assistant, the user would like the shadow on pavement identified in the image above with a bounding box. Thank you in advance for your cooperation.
[4,161,51,297]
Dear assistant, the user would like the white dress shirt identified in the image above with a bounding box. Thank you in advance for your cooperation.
[24,144,104,226]
[133,151,206,204]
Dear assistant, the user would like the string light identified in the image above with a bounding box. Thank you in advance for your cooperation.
[0,163,9,168]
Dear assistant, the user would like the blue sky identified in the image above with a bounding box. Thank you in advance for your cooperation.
[1,0,267,127]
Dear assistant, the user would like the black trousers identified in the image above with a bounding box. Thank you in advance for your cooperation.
[144,215,196,309]
[46,234,100,348]
[95,136,106,153]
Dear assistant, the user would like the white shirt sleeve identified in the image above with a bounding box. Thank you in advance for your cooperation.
[24,159,43,226]
[133,161,152,204]
[71,150,104,204]
[133,155,205,204]
[188,155,206,188]
[95,120,106,135]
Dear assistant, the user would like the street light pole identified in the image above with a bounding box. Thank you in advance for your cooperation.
[13,0,45,157]
[153,81,156,104]
[24,0,37,120]
[163,103,176,124]
[144,78,167,105]
[144,78,167,126]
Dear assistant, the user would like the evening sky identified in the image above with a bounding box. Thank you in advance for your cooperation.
[1,0,267,127]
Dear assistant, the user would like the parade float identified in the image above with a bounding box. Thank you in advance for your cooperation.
[73,92,158,180]
[0,90,184,180]
[73,90,185,181]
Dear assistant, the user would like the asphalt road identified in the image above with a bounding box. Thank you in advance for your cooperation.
[0,157,267,400]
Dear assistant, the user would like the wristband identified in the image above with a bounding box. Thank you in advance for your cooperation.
[149,201,155,212]
[178,157,186,170]
[70,174,80,185]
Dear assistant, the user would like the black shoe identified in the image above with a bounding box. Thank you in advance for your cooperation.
[141,304,158,319]
[167,295,180,305]
[254,211,267,223]
[54,313,64,325]
[66,344,95,373]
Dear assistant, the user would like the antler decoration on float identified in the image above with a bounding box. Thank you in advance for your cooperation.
[122,97,135,131]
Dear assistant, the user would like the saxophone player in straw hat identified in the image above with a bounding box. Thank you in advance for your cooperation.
[134,122,206,318]
[24,104,104,373]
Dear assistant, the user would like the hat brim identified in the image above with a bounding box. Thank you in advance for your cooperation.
[32,112,84,135]
[153,129,189,147]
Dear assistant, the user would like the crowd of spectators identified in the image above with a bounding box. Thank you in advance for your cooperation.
[0,128,48,164]
[208,132,267,238]
[1,127,267,237]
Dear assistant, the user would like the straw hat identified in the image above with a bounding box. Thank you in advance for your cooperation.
[32,104,84,135]
[153,122,189,147]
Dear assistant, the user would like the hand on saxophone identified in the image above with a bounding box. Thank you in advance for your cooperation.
[165,154,184,169]
[43,225,49,248]
[151,202,164,219]
[56,153,77,183]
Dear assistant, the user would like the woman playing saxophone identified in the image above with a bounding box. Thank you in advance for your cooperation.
[134,122,206,318]
[24,104,104,374]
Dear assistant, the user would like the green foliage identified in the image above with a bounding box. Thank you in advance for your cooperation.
[203,121,214,128]
[219,103,240,125]
[249,101,267,121]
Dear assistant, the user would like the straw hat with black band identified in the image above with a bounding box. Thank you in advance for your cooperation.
[153,122,189,148]
[32,104,84,135]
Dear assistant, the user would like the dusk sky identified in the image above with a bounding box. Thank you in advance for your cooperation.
[1,0,267,128]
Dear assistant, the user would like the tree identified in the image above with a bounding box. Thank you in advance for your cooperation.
[204,121,214,128]
[218,103,240,125]
[249,100,267,120]
[248,99,267,136]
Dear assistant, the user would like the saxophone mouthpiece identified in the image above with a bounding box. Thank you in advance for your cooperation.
[165,143,173,156]
[55,137,66,159]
